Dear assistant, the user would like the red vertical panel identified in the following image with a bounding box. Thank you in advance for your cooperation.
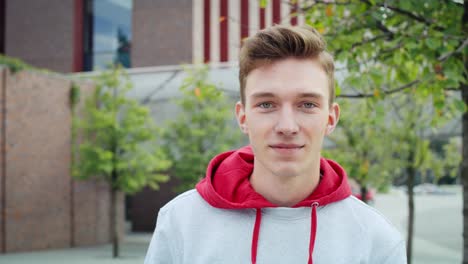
[220,0,228,62]
[240,0,249,41]
[203,0,211,63]
[272,0,280,25]
[291,1,298,25]
[73,0,84,72]
[259,6,265,29]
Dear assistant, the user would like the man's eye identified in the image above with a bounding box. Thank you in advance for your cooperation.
[302,102,316,109]
[259,102,273,109]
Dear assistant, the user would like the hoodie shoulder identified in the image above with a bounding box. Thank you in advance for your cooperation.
[159,189,208,215]
[344,196,401,234]
[340,196,406,262]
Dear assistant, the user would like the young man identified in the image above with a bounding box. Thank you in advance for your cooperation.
[144,25,406,264]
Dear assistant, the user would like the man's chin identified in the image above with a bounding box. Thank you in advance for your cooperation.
[270,166,301,178]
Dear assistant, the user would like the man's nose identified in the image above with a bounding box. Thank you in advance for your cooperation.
[274,106,299,136]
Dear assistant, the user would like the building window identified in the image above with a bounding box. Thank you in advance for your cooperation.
[84,0,132,71]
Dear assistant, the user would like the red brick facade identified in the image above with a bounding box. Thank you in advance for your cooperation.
[0,68,121,253]
[131,0,193,67]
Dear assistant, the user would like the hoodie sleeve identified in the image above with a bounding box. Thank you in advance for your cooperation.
[380,239,407,264]
[144,209,179,264]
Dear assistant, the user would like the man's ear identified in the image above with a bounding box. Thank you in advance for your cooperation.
[235,101,248,134]
[326,102,340,135]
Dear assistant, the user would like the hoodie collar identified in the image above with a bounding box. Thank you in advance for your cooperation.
[196,145,351,209]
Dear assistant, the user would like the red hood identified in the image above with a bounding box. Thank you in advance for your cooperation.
[196,145,351,209]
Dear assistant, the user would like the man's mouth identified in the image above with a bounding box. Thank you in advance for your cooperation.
[269,144,305,149]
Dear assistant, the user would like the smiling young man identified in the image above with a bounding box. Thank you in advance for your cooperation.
[144,25,406,264]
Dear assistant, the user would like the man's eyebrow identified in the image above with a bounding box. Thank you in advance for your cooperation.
[250,92,276,99]
[298,92,324,100]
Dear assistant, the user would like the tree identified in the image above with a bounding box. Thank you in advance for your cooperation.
[162,66,242,192]
[325,91,460,261]
[387,92,459,262]
[297,1,466,262]
[73,65,171,258]
[323,98,402,203]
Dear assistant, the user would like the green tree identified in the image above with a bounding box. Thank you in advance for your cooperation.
[323,99,402,203]
[325,92,460,261]
[162,66,242,192]
[296,1,466,262]
[387,92,457,261]
[73,66,171,258]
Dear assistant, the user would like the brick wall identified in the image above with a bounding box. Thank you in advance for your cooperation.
[0,68,119,253]
[132,0,193,67]
[5,0,75,73]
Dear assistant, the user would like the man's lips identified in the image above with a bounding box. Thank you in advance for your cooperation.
[269,144,305,149]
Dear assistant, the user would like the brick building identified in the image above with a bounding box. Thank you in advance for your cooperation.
[1,0,306,72]
[1,0,307,239]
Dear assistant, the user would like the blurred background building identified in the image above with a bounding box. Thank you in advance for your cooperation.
[0,0,312,252]
[1,0,306,73]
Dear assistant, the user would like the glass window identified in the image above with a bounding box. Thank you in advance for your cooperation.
[84,0,132,71]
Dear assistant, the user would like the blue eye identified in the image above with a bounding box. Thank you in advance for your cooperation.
[259,102,273,109]
[303,102,316,108]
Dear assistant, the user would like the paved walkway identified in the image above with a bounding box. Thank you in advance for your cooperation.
[374,186,462,264]
[0,233,151,264]
[0,186,462,264]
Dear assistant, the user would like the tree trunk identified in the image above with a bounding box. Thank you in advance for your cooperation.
[406,150,416,264]
[463,84,468,263]
[110,186,120,258]
[462,1,468,263]
[360,185,368,204]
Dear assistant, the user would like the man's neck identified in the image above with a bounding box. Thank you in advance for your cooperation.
[249,161,321,207]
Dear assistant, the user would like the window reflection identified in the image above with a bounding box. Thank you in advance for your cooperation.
[84,0,132,71]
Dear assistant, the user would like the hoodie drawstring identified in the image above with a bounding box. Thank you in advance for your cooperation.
[251,209,262,264]
[308,202,319,264]
[251,203,319,264]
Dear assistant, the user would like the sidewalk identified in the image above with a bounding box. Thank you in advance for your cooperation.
[0,233,152,264]
[374,187,462,264]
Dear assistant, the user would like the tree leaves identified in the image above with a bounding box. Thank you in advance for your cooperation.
[73,65,171,194]
[162,66,242,192]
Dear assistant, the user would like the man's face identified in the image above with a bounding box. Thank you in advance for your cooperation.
[236,58,340,179]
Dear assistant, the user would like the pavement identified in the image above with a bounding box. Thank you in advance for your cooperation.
[374,186,462,264]
[0,186,463,264]
[0,233,151,264]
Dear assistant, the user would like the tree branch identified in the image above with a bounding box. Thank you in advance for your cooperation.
[359,0,445,31]
[339,80,420,98]
[384,5,445,31]
[300,0,353,10]
[335,41,403,72]
[438,38,468,62]
[141,70,180,104]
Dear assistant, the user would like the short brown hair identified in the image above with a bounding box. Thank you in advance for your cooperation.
[239,25,335,106]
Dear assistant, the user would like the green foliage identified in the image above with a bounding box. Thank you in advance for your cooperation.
[389,92,461,180]
[304,0,465,110]
[70,82,81,108]
[74,65,171,193]
[323,99,401,191]
[0,54,47,73]
[441,138,462,179]
[324,92,461,192]
[162,66,242,192]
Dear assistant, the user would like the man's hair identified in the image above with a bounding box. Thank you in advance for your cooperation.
[238,25,335,106]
